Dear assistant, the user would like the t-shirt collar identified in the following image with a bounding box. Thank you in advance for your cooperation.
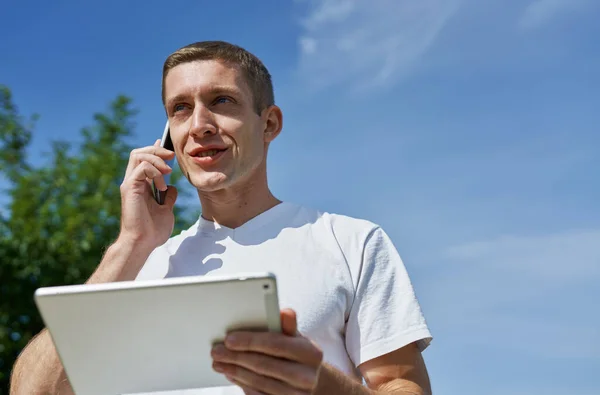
[196,201,292,234]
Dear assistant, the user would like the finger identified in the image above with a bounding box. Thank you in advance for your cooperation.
[153,176,167,193]
[212,346,316,391]
[225,332,323,367]
[125,145,175,178]
[130,153,172,175]
[214,362,305,395]
[125,154,172,193]
[281,309,298,336]
[223,375,264,395]
[242,388,265,395]
[125,149,174,179]
[163,185,178,208]
[126,161,165,192]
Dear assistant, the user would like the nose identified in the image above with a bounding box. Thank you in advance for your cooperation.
[189,104,217,138]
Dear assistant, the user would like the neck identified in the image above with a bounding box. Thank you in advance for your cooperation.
[197,168,280,229]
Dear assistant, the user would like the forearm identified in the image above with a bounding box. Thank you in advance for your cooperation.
[10,238,155,394]
[314,363,428,395]
[10,329,73,395]
[86,236,156,283]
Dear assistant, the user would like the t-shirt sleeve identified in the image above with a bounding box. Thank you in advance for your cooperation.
[345,226,432,367]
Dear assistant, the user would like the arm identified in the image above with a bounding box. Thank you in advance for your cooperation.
[315,342,431,395]
[9,239,156,395]
[9,142,177,395]
[211,311,431,395]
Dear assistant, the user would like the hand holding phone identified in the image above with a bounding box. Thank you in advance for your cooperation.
[117,120,177,250]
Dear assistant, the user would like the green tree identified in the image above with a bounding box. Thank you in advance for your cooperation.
[0,85,196,394]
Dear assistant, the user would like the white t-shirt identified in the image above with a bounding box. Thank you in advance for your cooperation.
[135,202,432,394]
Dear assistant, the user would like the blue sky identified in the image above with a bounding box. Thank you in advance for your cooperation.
[3,0,600,394]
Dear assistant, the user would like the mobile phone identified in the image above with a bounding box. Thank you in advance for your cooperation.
[152,120,174,205]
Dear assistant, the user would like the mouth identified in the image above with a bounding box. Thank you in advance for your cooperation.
[190,147,228,165]
[195,148,226,158]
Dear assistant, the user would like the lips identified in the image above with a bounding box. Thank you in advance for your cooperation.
[189,146,228,157]
[189,146,228,166]
[196,149,223,157]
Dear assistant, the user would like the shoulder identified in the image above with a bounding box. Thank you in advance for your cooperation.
[289,202,387,262]
[294,203,382,245]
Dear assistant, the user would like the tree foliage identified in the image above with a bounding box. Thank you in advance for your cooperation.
[0,85,196,393]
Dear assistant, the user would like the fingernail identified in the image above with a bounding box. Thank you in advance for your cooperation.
[213,362,224,372]
[212,344,226,356]
[225,334,238,346]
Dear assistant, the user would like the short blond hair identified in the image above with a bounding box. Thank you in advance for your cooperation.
[162,41,274,114]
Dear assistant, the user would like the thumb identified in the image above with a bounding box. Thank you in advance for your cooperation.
[280,308,298,336]
[163,185,178,209]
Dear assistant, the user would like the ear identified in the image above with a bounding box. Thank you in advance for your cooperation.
[262,105,283,143]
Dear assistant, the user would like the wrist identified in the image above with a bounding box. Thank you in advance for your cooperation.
[313,363,371,395]
[116,227,161,250]
[115,232,159,254]
[87,237,157,284]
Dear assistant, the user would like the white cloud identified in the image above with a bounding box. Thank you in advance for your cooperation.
[295,0,460,92]
[445,229,600,284]
[519,0,589,30]
[299,37,317,55]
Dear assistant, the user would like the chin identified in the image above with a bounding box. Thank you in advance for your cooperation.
[188,172,231,192]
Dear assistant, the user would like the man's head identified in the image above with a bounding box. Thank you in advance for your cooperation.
[162,41,275,114]
[161,41,282,194]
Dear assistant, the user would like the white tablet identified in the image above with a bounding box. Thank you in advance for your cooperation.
[34,272,281,395]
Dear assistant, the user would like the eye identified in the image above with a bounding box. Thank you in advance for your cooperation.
[173,103,187,112]
[214,96,232,104]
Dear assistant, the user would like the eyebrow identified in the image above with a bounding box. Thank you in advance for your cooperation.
[166,86,243,108]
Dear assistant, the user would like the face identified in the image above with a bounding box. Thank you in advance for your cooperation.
[163,60,281,193]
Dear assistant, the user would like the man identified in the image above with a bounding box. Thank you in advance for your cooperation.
[10,41,433,395]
